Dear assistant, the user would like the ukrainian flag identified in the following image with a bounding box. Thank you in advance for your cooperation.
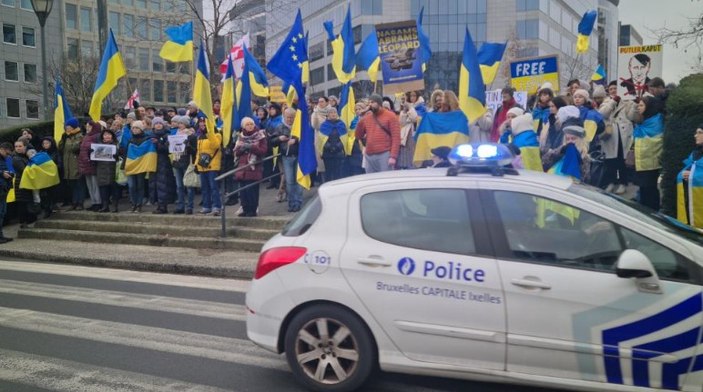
[234,60,252,133]
[323,6,356,83]
[125,140,157,175]
[677,154,703,228]
[338,82,356,155]
[591,64,606,83]
[417,6,432,72]
[193,43,216,136]
[477,42,506,86]
[242,45,268,97]
[290,80,316,189]
[356,30,380,83]
[159,21,193,62]
[89,29,127,121]
[221,56,236,147]
[19,152,60,190]
[458,28,487,124]
[576,10,597,54]
[413,111,470,166]
[54,78,73,142]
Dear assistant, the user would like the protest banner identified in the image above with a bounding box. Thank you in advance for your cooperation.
[168,134,188,153]
[617,44,663,100]
[90,144,117,162]
[485,89,528,114]
[376,20,424,95]
[510,55,560,94]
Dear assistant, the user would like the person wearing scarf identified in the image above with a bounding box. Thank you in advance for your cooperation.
[490,87,521,142]
[677,125,703,228]
[234,117,267,217]
[510,113,542,171]
[58,117,85,210]
[319,110,348,182]
[531,83,554,136]
[542,124,591,183]
[148,117,176,214]
[632,96,665,210]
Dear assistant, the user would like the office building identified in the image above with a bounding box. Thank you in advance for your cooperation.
[619,23,643,46]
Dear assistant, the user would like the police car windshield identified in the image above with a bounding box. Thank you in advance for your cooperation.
[568,184,703,247]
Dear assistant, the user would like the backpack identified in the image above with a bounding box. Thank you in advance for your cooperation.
[323,131,345,158]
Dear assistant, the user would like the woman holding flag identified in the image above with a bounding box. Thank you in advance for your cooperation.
[12,139,36,228]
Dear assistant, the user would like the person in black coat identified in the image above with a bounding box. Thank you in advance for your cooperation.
[0,142,14,242]
[148,118,176,214]
[39,136,62,217]
[12,138,36,227]
[430,146,452,168]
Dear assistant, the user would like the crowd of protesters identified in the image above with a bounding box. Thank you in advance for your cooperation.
[0,72,696,243]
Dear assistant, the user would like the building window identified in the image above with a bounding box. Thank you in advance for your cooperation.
[140,79,151,101]
[136,16,147,40]
[138,47,149,71]
[3,24,16,44]
[149,19,161,41]
[26,100,39,119]
[149,0,159,11]
[80,7,92,32]
[167,81,177,103]
[65,4,77,29]
[23,63,36,82]
[80,40,93,56]
[517,19,538,40]
[153,79,164,102]
[136,0,146,8]
[123,46,136,67]
[22,26,35,46]
[326,63,334,82]
[166,62,176,73]
[123,14,133,38]
[67,38,79,58]
[352,25,362,45]
[109,11,121,35]
[6,98,20,118]
[1,0,15,6]
[20,0,31,9]
[151,48,163,71]
[179,82,189,103]
[4,61,18,81]
[310,66,324,85]
[309,42,324,62]
[359,0,382,15]
[517,0,539,11]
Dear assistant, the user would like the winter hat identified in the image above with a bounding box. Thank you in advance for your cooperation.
[98,120,108,130]
[187,100,197,108]
[592,85,607,99]
[175,116,191,126]
[177,108,187,116]
[369,94,383,106]
[65,117,79,129]
[573,89,590,100]
[511,113,534,135]
[507,107,525,117]
[90,121,102,133]
[430,146,452,160]
[126,112,137,120]
[131,120,145,130]
[538,82,554,93]
[151,117,166,127]
[563,124,586,138]
[556,105,580,124]
[328,95,338,103]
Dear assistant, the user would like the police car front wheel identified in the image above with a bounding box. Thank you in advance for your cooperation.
[284,305,376,392]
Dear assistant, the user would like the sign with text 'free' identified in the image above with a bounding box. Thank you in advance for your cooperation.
[509,55,560,93]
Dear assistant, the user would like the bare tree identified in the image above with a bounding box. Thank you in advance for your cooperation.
[654,9,703,72]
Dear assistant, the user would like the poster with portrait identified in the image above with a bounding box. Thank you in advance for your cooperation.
[89,144,117,162]
[617,44,663,100]
[376,20,425,95]
[168,135,188,154]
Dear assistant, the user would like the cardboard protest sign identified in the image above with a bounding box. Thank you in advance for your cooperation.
[376,20,424,95]
[617,44,663,100]
[510,55,560,94]
[485,89,528,114]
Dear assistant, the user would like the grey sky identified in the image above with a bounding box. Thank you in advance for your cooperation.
[618,0,702,83]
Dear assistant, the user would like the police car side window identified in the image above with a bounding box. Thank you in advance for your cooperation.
[619,228,692,282]
[492,191,622,272]
[360,189,475,255]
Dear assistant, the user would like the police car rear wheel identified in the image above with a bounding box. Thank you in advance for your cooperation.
[284,305,375,392]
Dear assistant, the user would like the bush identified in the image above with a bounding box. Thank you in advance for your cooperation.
[0,121,55,144]
[661,73,703,215]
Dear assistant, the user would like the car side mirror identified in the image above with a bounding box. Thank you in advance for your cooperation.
[616,249,662,294]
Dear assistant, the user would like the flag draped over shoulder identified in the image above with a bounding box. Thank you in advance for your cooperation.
[19,152,60,190]
[221,56,236,147]
[477,42,506,86]
[323,6,356,83]
[159,21,193,62]
[339,82,356,155]
[356,30,380,83]
[242,45,269,97]
[290,81,316,189]
[413,111,470,166]
[458,28,486,124]
[417,6,432,72]
[89,29,126,121]
[53,78,73,142]
[125,140,157,175]
[677,154,703,228]
[576,10,597,54]
[193,43,216,136]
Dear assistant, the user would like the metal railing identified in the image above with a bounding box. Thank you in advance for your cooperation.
[215,153,282,238]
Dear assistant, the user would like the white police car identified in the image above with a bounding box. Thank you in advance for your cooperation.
[246,144,703,392]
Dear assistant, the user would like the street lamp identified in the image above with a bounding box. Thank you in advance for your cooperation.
[31,0,54,121]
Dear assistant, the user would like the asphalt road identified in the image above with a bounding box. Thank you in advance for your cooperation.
[0,260,553,392]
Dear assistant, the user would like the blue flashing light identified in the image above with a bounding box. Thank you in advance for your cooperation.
[448,143,514,167]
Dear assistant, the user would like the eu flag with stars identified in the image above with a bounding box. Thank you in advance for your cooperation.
[267,9,308,85]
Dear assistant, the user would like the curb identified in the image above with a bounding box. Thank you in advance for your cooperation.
[0,249,256,280]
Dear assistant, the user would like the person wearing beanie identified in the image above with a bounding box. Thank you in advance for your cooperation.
[538,96,569,154]
[171,114,197,215]
[510,113,542,171]
[38,136,61,217]
[58,117,85,210]
[124,120,151,213]
[490,87,522,142]
[543,104,584,157]
[195,114,223,216]
[498,106,525,143]
[572,88,605,151]
[95,129,119,213]
[430,146,452,168]
[543,122,591,182]
[78,121,102,211]
[355,93,401,173]
[328,95,339,112]
[147,114,176,214]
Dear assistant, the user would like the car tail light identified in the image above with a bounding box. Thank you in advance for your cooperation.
[254,247,307,279]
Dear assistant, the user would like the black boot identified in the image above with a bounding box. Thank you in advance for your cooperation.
[112,200,119,213]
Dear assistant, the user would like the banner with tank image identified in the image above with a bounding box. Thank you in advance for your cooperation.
[376,20,425,95]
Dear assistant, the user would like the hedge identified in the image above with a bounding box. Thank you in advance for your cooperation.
[661,73,703,216]
[0,116,91,144]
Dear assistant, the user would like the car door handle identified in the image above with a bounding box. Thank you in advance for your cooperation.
[357,257,392,267]
[511,278,552,290]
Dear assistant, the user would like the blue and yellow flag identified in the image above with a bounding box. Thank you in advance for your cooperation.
[323,6,356,83]
[339,82,356,155]
[54,78,73,142]
[356,30,380,83]
[242,45,268,98]
[221,56,236,147]
[477,42,506,86]
[193,43,216,136]
[19,152,59,190]
[289,80,316,189]
[159,21,193,62]
[267,9,308,87]
[234,60,252,132]
[591,64,606,84]
[576,10,597,54]
[125,140,157,175]
[677,154,703,228]
[417,6,432,72]
[413,111,470,166]
[89,29,126,121]
[458,28,486,124]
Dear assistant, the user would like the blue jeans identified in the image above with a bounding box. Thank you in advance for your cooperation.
[199,170,221,211]
[173,167,195,211]
[283,156,302,209]
[128,173,146,206]
[67,179,85,205]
